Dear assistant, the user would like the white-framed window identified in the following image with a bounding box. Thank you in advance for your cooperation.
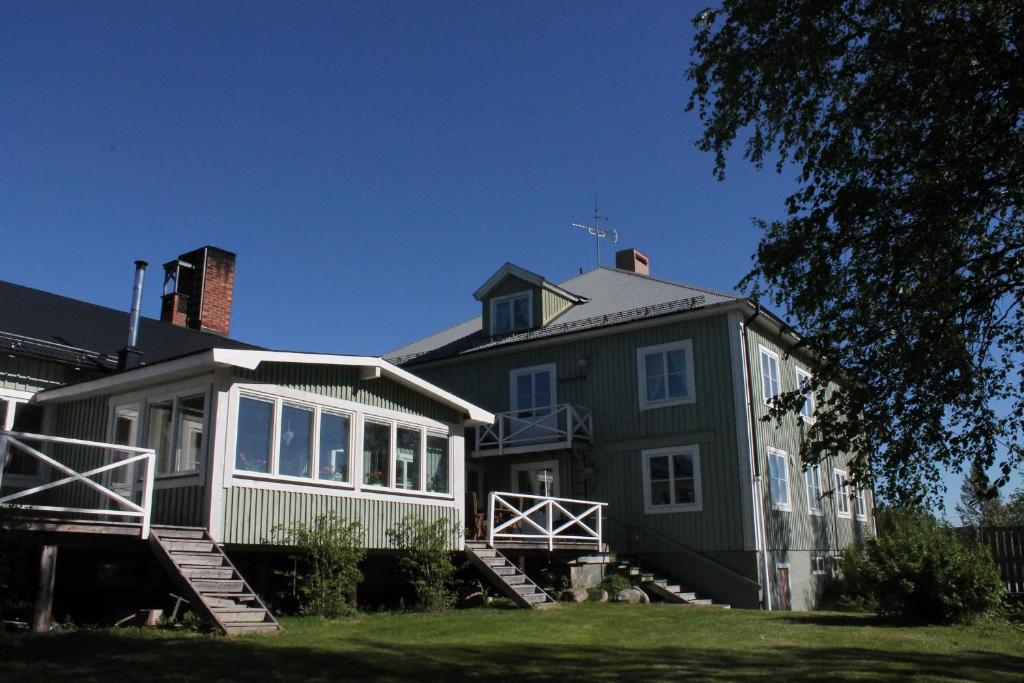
[795,367,814,421]
[768,447,791,511]
[834,468,851,518]
[636,340,696,410]
[490,291,532,335]
[107,403,141,493]
[811,554,831,576]
[511,460,559,497]
[146,389,209,476]
[855,487,868,520]
[642,445,702,514]
[1,390,43,482]
[759,346,782,404]
[235,391,352,484]
[804,464,823,515]
[510,364,556,416]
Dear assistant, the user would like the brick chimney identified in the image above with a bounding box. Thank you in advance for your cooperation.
[615,248,650,276]
[160,246,237,336]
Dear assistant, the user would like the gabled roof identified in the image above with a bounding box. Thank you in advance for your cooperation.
[472,262,588,303]
[37,348,495,426]
[0,279,259,370]
[386,266,745,366]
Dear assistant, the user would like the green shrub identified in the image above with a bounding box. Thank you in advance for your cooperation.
[271,512,365,618]
[597,573,632,596]
[386,516,460,611]
[833,510,1004,623]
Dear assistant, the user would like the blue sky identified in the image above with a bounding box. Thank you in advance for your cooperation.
[1,1,1013,512]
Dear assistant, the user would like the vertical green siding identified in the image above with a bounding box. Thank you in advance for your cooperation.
[45,395,110,510]
[0,355,94,393]
[222,487,461,549]
[152,485,206,527]
[232,363,461,424]
[745,324,874,553]
[415,314,748,554]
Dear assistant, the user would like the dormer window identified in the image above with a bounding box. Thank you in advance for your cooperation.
[491,291,532,335]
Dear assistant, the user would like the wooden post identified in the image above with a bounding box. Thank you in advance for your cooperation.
[31,545,58,633]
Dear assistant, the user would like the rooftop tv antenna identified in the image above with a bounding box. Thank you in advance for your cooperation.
[571,194,619,267]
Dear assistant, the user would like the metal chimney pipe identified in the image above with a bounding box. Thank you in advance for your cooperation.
[127,260,148,348]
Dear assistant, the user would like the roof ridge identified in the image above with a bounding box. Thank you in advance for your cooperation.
[582,266,742,301]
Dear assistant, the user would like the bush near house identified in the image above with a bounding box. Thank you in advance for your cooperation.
[386,517,460,611]
[832,509,1004,623]
[270,513,365,618]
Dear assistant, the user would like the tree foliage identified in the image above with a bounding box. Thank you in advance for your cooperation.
[688,1,1024,504]
[386,516,460,611]
[957,458,1024,527]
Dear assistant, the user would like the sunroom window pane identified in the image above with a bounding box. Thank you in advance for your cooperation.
[363,421,391,486]
[426,435,449,493]
[318,412,350,482]
[175,395,205,473]
[148,400,174,474]
[396,427,421,490]
[278,404,313,478]
[236,397,273,473]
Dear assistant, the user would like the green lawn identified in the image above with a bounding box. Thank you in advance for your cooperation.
[1,604,1022,681]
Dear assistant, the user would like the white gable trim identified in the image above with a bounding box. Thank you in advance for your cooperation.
[36,349,495,426]
[473,262,586,303]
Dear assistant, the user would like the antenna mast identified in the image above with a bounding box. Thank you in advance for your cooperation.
[571,194,619,267]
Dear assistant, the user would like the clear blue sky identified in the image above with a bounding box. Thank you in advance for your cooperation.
[1,1,1012,512]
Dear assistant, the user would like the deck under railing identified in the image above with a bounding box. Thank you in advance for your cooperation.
[0,430,156,539]
[474,404,593,457]
[488,491,606,552]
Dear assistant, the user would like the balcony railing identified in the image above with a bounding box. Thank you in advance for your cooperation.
[488,491,606,551]
[0,430,156,539]
[474,403,593,456]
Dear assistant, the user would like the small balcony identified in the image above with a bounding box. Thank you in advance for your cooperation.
[473,403,593,457]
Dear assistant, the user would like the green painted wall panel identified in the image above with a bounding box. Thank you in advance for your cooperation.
[232,363,461,424]
[152,485,206,527]
[415,314,748,554]
[744,324,874,552]
[45,395,111,510]
[0,355,95,393]
[222,486,461,549]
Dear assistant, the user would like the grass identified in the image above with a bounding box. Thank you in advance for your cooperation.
[1,604,1022,681]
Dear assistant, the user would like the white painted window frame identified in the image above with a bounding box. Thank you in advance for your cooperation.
[804,464,824,516]
[510,459,560,497]
[811,555,830,576]
[759,345,782,405]
[767,447,791,512]
[509,363,557,414]
[834,468,852,518]
[855,487,868,521]
[795,367,814,422]
[636,339,696,411]
[106,401,142,493]
[1,388,42,487]
[226,383,455,502]
[490,290,533,335]
[641,445,703,514]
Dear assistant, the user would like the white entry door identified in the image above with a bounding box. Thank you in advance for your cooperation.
[509,364,557,444]
[108,405,140,500]
[512,461,560,497]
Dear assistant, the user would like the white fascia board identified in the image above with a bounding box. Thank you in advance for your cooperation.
[37,350,217,402]
[472,263,586,304]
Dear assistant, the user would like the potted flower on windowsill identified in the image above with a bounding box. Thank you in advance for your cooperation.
[365,470,385,486]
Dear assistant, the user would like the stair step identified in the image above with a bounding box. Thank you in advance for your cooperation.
[465,541,488,548]
[522,593,548,604]
[664,585,681,593]
[640,573,654,582]
[505,574,527,585]
[214,609,271,623]
[473,549,497,558]
[513,584,539,595]
[193,579,245,593]
[164,540,215,553]
[153,527,206,539]
[171,553,225,566]
[182,566,235,579]
[205,596,253,608]
[534,601,560,610]
[690,599,713,605]
[677,592,697,601]
[627,568,640,575]
[222,622,280,635]
[491,566,515,576]
[483,557,506,567]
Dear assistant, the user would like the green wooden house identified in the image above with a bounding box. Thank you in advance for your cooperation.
[387,248,876,610]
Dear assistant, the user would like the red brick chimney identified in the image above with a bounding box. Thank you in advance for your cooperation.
[615,248,650,276]
[160,246,237,336]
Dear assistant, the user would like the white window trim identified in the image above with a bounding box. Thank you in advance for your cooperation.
[509,363,557,413]
[1,390,43,487]
[636,339,697,410]
[641,445,703,514]
[834,468,852,518]
[143,385,213,480]
[767,447,791,512]
[811,555,831,576]
[855,487,868,521]
[490,290,533,335]
[795,367,814,423]
[227,384,455,502]
[510,459,560,497]
[759,345,782,405]
[804,464,824,516]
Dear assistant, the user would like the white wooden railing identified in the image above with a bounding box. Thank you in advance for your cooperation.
[0,430,156,539]
[488,491,606,551]
[475,404,593,456]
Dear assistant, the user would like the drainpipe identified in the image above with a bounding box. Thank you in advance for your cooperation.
[741,304,773,611]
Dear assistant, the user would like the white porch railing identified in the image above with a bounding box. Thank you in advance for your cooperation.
[488,491,606,551]
[474,404,593,456]
[0,430,156,539]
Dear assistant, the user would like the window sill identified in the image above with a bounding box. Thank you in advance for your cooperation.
[362,483,454,500]
[236,470,354,490]
[837,512,852,519]
[807,509,825,517]
[155,470,200,481]
[639,396,696,411]
[644,503,702,514]
[771,504,791,512]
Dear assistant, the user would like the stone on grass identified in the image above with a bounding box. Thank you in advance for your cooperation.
[589,590,609,603]
[560,588,589,603]
[614,587,648,604]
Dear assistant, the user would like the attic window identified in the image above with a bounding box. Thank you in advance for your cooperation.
[491,291,532,335]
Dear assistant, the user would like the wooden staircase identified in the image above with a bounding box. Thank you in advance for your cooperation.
[149,526,281,635]
[465,541,558,609]
[614,557,730,608]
